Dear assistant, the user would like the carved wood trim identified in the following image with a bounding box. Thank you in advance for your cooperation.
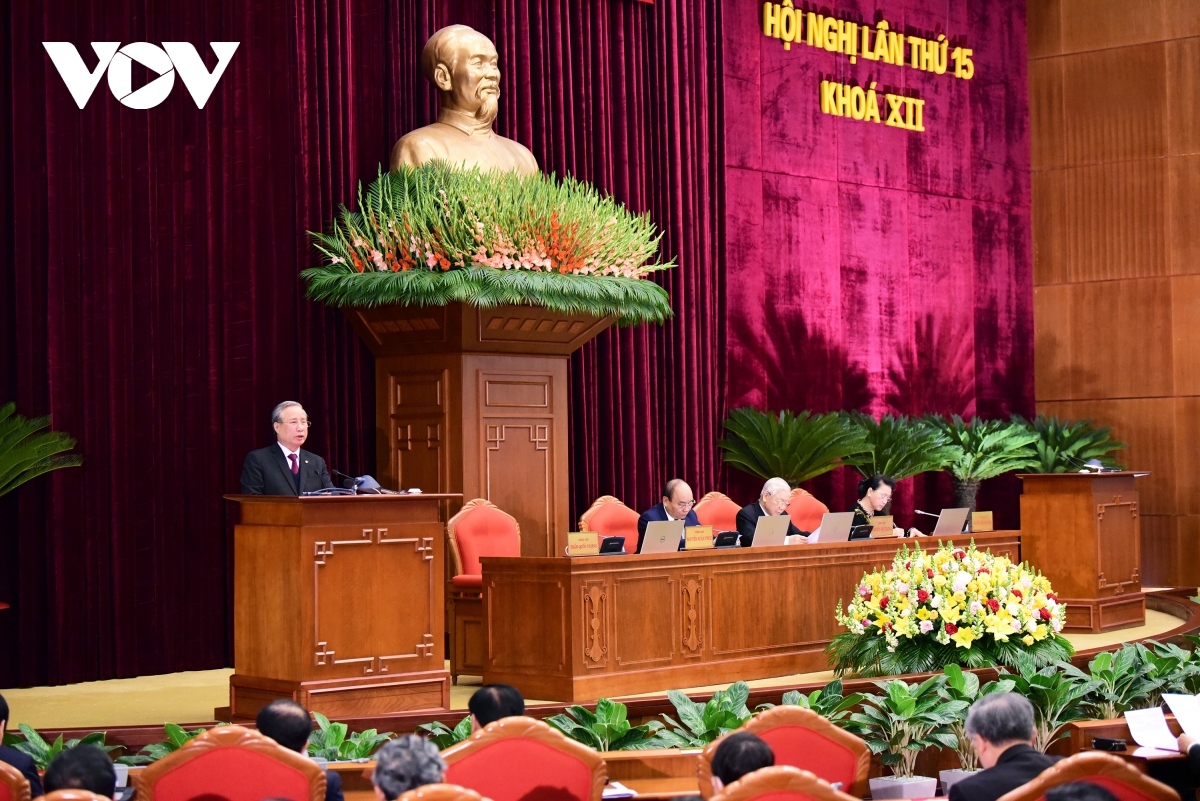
[681,574,704,656]
[582,580,609,668]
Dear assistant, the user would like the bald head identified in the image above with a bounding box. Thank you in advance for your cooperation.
[662,479,695,520]
[419,25,500,122]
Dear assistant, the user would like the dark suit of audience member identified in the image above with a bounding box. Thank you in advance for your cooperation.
[950,745,1057,801]
[636,479,702,552]
[0,744,43,798]
[637,502,700,552]
[735,502,808,545]
[256,699,343,801]
[950,692,1058,801]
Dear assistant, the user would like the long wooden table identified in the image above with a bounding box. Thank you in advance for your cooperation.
[480,532,1020,702]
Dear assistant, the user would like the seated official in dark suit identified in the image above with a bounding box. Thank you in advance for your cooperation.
[240,401,334,495]
[709,732,775,795]
[0,693,43,798]
[637,479,701,552]
[736,477,810,545]
[851,474,922,539]
[256,700,344,801]
[43,744,117,799]
[1179,734,1200,782]
[948,693,1059,801]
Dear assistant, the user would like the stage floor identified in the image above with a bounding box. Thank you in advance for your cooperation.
[1,608,1185,730]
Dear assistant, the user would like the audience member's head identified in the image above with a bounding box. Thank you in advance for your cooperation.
[43,744,118,799]
[759,477,791,515]
[468,683,525,731]
[857,474,896,511]
[372,735,446,801]
[1045,783,1120,801]
[256,699,314,753]
[965,692,1036,769]
[662,478,696,520]
[0,692,8,738]
[710,732,775,794]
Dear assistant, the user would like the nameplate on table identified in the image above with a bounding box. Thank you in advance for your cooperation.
[971,511,994,532]
[567,531,600,556]
[869,515,895,537]
[684,525,714,550]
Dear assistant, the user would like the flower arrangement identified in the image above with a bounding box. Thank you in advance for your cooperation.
[303,163,674,325]
[828,541,1073,676]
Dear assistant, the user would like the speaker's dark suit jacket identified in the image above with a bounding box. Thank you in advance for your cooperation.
[735,502,809,545]
[240,444,334,495]
[636,503,700,552]
[0,744,44,798]
[948,744,1058,801]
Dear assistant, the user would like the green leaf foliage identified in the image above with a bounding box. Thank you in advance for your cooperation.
[718,408,868,486]
[826,627,1072,678]
[841,413,957,480]
[757,679,865,724]
[926,416,1039,482]
[2,725,121,771]
[308,712,393,761]
[845,675,966,779]
[941,664,1016,770]
[0,402,83,498]
[657,683,753,748]
[1018,415,1126,474]
[415,717,473,750]
[303,164,675,326]
[1059,646,1161,721]
[547,698,667,751]
[1001,653,1093,752]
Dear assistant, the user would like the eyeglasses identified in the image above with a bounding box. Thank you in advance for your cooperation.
[281,419,313,429]
[672,499,698,509]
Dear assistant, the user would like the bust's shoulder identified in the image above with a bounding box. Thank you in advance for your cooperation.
[499,135,539,172]
[390,126,451,169]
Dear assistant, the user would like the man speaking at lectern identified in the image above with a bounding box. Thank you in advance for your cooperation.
[240,401,334,495]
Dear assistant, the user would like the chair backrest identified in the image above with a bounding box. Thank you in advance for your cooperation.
[447,499,522,576]
[578,496,640,542]
[397,783,489,801]
[786,490,829,533]
[131,724,326,801]
[41,792,109,801]
[0,760,31,801]
[698,707,871,800]
[442,716,607,801]
[694,492,742,532]
[994,751,1180,801]
[711,766,861,801]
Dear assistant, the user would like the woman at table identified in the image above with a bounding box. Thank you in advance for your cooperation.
[851,474,923,539]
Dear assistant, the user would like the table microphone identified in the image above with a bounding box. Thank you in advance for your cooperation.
[330,468,364,490]
[913,509,940,519]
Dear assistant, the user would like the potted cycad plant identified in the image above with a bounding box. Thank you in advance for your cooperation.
[927,416,1038,511]
[718,408,868,487]
[842,412,957,481]
[939,665,1016,793]
[848,676,965,799]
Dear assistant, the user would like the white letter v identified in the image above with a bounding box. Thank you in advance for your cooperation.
[43,42,120,109]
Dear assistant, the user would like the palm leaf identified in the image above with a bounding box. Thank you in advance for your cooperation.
[842,412,956,479]
[927,415,1038,482]
[718,407,868,486]
[0,403,83,497]
[1018,414,1126,473]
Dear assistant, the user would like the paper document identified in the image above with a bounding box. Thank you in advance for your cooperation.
[1132,746,1181,758]
[602,782,637,799]
[1164,693,1200,737]
[1125,708,1179,751]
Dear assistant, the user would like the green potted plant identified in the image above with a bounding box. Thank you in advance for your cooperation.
[1019,415,1125,473]
[307,713,393,764]
[656,682,753,747]
[847,676,965,799]
[841,412,957,481]
[415,718,472,750]
[1059,647,1158,720]
[927,416,1038,511]
[547,698,668,750]
[0,403,83,497]
[717,408,868,487]
[1002,654,1092,752]
[938,665,1016,793]
[758,679,864,725]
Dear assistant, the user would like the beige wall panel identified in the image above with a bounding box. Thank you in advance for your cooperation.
[1169,156,1200,275]
[1027,0,1062,59]
[1167,37,1200,156]
[1174,396,1200,514]
[1036,398,1176,514]
[1062,44,1166,166]
[1032,171,1069,286]
[1033,284,1075,400]
[1029,57,1066,171]
[1063,160,1167,283]
[1059,0,1166,54]
[1172,276,1200,395]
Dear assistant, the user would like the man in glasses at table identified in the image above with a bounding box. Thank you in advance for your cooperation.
[240,400,335,495]
[636,478,701,552]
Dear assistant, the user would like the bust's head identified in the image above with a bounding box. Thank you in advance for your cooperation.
[421,25,500,125]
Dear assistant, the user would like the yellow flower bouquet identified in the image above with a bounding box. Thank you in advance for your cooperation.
[828,541,1073,676]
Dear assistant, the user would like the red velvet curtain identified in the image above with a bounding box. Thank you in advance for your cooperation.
[0,0,724,687]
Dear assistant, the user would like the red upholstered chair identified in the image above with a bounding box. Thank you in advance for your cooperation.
[698,707,871,800]
[446,499,521,683]
[397,784,490,801]
[578,496,640,544]
[711,766,860,801]
[131,724,326,801]
[42,793,109,801]
[0,760,31,801]
[442,716,607,801]
[695,492,742,533]
[786,489,829,533]
[995,751,1179,801]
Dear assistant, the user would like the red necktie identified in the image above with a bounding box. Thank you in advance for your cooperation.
[289,453,299,475]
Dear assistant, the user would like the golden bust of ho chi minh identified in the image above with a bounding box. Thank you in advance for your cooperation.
[390,25,539,176]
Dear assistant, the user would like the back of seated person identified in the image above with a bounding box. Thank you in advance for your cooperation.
[468,684,524,732]
[711,732,774,795]
[1045,783,1120,801]
[43,744,117,800]
[0,693,45,798]
[256,699,343,801]
[372,736,446,801]
[949,693,1058,801]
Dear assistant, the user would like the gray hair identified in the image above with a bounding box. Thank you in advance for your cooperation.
[964,692,1035,745]
[271,401,301,425]
[760,477,791,499]
[372,735,446,801]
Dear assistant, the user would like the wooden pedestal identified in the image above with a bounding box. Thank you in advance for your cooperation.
[344,302,612,558]
[224,494,459,719]
[1019,472,1147,633]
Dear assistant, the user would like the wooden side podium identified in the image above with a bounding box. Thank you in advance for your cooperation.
[224,493,460,719]
[1019,472,1147,633]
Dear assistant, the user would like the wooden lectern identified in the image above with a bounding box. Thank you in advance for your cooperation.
[224,493,460,719]
[1019,472,1146,633]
